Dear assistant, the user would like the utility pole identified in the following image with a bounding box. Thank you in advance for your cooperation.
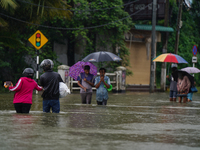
[150,0,157,93]
[174,0,183,54]
[160,0,169,91]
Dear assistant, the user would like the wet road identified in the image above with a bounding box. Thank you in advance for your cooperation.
[0,92,200,150]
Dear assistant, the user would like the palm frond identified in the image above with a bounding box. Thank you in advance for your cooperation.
[0,17,8,27]
[0,0,18,10]
[0,31,24,48]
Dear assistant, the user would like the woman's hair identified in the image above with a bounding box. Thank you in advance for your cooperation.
[84,65,90,70]
[99,68,106,72]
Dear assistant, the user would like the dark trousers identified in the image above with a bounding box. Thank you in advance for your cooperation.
[97,99,107,105]
[14,103,32,113]
[81,93,92,104]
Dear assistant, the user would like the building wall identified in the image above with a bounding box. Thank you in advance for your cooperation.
[126,42,151,85]
[125,30,160,85]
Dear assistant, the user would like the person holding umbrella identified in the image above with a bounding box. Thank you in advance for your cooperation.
[166,64,178,102]
[181,67,200,102]
[177,71,191,103]
[77,65,95,104]
[94,68,111,105]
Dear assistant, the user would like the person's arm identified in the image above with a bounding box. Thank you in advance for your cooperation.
[103,77,110,89]
[58,74,64,82]
[184,76,191,93]
[77,74,86,92]
[35,82,43,91]
[95,76,102,89]
[177,79,181,92]
[83,78,94,86]
[77,80,87,92]
[9,78,23,91]
[40,76,44,87]
[166,75,171,82]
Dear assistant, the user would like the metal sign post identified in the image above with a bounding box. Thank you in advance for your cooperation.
[28,30,48,94]
[192,45,198,76]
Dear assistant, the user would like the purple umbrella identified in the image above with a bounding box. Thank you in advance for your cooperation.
[181,67,200,74]
[69,61,97,80]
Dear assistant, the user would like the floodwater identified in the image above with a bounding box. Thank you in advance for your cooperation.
[0,92,200,150]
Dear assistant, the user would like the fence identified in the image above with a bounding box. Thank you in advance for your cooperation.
[58,65,126,93]
[69,72,120,92]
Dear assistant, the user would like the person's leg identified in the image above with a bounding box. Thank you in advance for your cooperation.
[190,93,193,101]
[169,91,173,101]
[14,103,22,113]
[187,93,193,102]
[43,100,51,113]
[51,100,60,113]
[102,99,107,105]
[21,103,32,113]
[183,97,187,103]
[173,91,177,102]
[97,101,102,105]
[81,93,87,104]
[178,96,182,103]
[86,93,92,104]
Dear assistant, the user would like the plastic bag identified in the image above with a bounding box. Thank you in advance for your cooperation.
[59,82,70,98]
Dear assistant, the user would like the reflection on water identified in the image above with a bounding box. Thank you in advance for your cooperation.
[0,92,200,150]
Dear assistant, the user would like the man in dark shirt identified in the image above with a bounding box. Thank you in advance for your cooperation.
[40,59,63,113]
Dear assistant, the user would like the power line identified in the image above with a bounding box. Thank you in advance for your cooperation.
[15,0,138,12]
[0,3,152,30]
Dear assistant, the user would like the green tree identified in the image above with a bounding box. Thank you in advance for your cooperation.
[0,0,72,84]
[57,0,133,72]
[156,1,200,86]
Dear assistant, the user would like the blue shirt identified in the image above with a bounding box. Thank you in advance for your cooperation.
[94,76,110,102]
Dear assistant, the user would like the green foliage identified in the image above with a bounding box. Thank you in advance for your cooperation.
[66,0,133,71]
[155,1,200,86]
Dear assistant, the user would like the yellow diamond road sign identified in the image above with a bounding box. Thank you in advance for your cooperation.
[28,30,48,50]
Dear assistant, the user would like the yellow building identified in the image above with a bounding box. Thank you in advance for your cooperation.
[125,25,174,91]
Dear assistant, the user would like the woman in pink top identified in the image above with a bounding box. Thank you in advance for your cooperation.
[7,68,43,113]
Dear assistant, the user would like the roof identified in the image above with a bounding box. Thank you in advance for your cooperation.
[134,24,174,32]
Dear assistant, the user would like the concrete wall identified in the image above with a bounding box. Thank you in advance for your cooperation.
[54,39,68,65]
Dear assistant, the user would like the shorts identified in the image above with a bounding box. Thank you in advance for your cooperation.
[43,100,60,113]
[187,93,193,101]
[170,90,177,98]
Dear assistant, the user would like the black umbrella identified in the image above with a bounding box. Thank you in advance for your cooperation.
[175,70,194,86]
[82,51,122,62]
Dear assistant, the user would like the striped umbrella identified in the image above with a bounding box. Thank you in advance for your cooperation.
[153,53,188,64]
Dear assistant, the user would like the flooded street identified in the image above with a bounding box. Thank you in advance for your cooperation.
[0,92,200,150]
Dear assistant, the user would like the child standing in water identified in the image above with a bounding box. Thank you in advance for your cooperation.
[6,68,43,113]
[94,68,111,105]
